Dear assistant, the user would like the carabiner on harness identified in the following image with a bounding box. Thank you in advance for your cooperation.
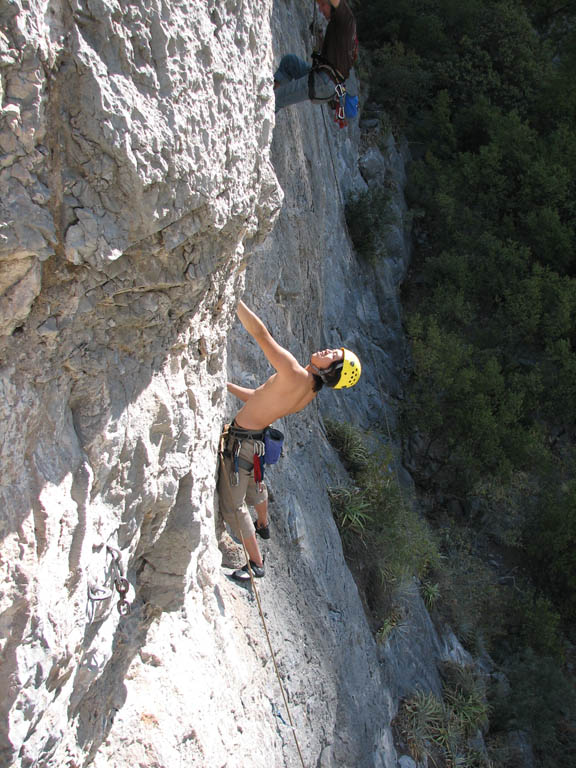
[231,438,241,486]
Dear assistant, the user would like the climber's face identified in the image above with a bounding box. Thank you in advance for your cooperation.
[317,0,332,21]
[310,348,343,370]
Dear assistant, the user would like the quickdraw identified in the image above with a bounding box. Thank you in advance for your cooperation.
[232,438,241,486]
[253,439,265,491]
[334,81,347,123]
[230,436,266,489]
[86,584,113,624]
[107,545,131,616]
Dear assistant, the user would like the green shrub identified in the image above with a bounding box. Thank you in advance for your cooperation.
[436,529,505,651]
[345,186,396,264]
[490,649,576,766]
[325,419,441,634]
[524,473,576,621]
[327,485,373,537]
[397,689,445,763]
[375,606,405,644]
[500,589,564,661]
[420,579,441,610]
[440,662,490,737]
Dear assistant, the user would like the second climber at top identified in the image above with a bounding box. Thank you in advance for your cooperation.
[274,0,358,123]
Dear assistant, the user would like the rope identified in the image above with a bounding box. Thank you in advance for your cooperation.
[320,104,344,208]
[319,85,409,508]
[311,0,319,54]
[310,0,346,210]
[235,521,308,768]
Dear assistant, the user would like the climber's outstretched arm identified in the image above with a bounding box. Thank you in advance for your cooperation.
[236,301,300,374]
[227,382,254,402]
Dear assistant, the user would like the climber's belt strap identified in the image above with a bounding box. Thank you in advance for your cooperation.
[311,52,345,84]
[227,422,265,441]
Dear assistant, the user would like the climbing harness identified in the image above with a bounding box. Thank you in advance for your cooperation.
[309,0,359,128]
[222,422,284,490]
[308,53,358,128]
[107,545,132,616]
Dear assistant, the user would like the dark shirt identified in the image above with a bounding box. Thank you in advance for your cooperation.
[321,0,356,80]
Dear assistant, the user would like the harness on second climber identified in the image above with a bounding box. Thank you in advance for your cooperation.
[308,0,359,128]
[308,53,358,127]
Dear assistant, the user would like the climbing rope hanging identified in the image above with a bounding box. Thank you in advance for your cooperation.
[309,0,406,487]
[311,0,319,53]
[220,419,306,766]
[320,105,345,208]
[309,0,345,208]
[234,514,308,768]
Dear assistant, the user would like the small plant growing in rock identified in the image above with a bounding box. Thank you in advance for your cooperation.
[328,485,373,536]
[397,689,445,763]
[420,579,441,609]
[441,662,490,737]
[324,418,370,472]
[376,606,405,644]
[395,666,492,768]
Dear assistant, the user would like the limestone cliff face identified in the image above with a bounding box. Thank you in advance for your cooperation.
[0,2,464,767]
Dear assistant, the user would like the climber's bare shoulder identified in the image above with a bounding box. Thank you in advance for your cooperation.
[234,368,317,430]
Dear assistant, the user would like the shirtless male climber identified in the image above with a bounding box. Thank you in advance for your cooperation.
[274,0,357,114]
[218,300,361,582]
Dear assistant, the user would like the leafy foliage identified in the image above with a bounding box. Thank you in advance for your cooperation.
[491,649,576,767]
[354,0,576,764]
[325,419,440,631]
[436,529,506,650]
[328,485,373,536]
[345,185,395,264]
[524,473,576,620]
[419,579,440,610]
[324,418,370,471]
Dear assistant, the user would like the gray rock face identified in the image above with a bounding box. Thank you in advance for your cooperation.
[1,1,279,766]
[0,1,465,767]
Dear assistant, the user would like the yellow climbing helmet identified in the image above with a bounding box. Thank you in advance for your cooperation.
[332,348,362,389]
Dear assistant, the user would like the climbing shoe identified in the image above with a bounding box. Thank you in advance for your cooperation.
[254,519,270,540]
[231,560,265,581]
